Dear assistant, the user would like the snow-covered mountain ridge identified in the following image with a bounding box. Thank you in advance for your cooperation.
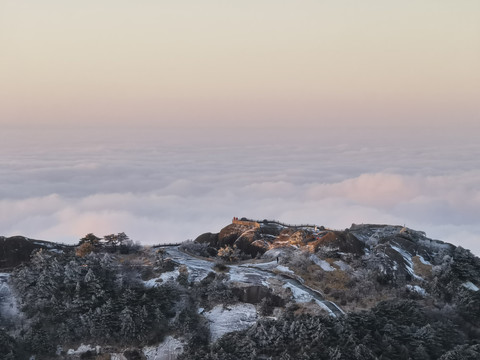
[193,220,478,310]
[1,220,479,359]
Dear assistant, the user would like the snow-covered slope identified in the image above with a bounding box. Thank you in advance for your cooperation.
[2,219,480,360]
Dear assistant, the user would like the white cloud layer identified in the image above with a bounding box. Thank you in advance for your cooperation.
[1,127,479,255]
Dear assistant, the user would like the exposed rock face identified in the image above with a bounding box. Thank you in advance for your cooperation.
[196,220,471,289]
[348,223,456,281]
[232,285,270,304]
[194,232,219,247]
[0,236,72,269]
[283,230,306,247]
[207,221,368,260]
[250,239,270,252]
[307,231,365,256]
[218,223,254,247]
[216,223,267,257]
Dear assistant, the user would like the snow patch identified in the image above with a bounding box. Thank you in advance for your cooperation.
[263,248,291,259]
[143,270,180,288]
[391,245,422,280]
[240,261,294,275]
[310,255,335,271]
[204,304,257,342]
[463,281,479,292]
[67,344,99,355]
[284,283,314,302]
[32,241,53,247]
[333,260,351,271]
[242,260,277,269]
[282,284,334,315]
[406,285,427,296]
[143,278,160,288]
[418,256,431,265]
[228,267,269,287]
[228,270,251,283]
[111,354,127,360]
[143,336,184,360]
[276,265,294,274]
[164,247,214,282]
[48,248,63,254]
[160,270,180,283]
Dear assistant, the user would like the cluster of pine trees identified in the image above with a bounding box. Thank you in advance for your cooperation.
[0,328,17,359]
[8,249,179,356]
[431,246,480,322]
[180,299,480,360]
[1,233,479,359]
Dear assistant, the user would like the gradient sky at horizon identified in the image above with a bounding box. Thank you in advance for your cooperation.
[1,1,479,129]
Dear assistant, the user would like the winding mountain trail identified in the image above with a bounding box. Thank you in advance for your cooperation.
[164,247,344,317]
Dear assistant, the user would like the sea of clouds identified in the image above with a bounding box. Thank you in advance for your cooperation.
[1,127,479,255]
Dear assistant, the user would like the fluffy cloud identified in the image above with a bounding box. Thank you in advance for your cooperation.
[1,128,479,255]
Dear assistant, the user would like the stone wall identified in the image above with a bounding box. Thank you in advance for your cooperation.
[232,219,260,228]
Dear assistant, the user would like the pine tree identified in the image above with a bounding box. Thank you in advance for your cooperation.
[413,344,431,360]
[120,306,136,340]
[79,233,101,247]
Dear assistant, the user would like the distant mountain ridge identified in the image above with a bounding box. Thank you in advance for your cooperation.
[0,236,73,270]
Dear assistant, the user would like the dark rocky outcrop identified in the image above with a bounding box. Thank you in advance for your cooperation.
[194,232,219,248]
[0,236,72,270]
[232,285,284,306]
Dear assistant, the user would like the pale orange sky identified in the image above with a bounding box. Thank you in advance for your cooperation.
[1,1,479,129]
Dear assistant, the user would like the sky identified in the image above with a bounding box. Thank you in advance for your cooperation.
[1,2,479,254]
[1,1,479,129]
